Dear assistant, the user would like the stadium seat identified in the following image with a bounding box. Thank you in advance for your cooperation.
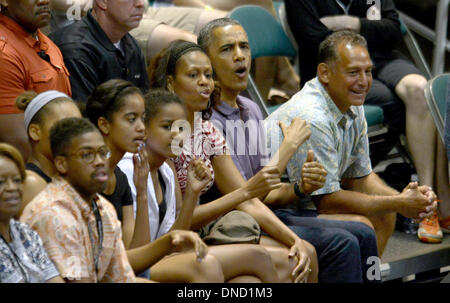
[228,5,296,117]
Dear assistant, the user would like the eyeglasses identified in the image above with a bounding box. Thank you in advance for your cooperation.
[67,147,112,164]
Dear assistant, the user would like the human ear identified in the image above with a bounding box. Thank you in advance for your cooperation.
[54,156,68,175]
[317,62,330,84]
[95,0,107,10]
[28,124,41,142]
[97,117,110,136]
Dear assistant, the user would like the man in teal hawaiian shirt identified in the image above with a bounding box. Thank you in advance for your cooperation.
[266,30,438,255]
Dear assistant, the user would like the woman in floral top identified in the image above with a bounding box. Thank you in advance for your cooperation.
[0,143,63,283]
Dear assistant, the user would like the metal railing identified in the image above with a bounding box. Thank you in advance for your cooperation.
[397,0,449,76]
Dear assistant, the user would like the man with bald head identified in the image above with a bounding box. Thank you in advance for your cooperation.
[50,0,149,102]
[266,31,439,254]
[0,0,71,160]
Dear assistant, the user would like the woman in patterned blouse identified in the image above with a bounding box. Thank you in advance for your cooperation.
[0,143,64,283]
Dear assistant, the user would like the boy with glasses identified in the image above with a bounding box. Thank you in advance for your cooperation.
[20,117,137,282]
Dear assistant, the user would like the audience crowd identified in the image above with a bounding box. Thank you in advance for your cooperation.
[0,0,447,283]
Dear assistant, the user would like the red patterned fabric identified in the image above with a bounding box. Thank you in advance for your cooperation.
[173,119,228,195]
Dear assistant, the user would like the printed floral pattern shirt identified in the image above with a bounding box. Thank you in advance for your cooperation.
[20,177,136,283]
[0,219,60,283]
[265,77,372,196]
[173,117,229,195]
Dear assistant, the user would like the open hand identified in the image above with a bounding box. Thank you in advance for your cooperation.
[289,238,313,283]
[279,117,311,150]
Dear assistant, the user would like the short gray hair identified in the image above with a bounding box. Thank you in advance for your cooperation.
[318,30,368,65]
[197,18,241,52]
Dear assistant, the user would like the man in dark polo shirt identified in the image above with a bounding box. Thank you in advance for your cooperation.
[50,0,149,103]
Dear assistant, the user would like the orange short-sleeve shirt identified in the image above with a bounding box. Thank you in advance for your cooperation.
[0,14,71,114]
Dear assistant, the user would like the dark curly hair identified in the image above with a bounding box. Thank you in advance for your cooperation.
[50,117,99,157]
[143,89,184,125]
[86,79,143,127]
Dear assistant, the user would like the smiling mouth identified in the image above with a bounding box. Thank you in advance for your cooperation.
[351,91,366,96]
[2,196,21,207]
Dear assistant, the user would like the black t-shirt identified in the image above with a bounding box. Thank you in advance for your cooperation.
[25,163,52,183]
[284,0,403,86]
[102,167,133,222]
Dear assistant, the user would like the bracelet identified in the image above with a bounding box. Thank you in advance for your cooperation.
[293,182,308,199]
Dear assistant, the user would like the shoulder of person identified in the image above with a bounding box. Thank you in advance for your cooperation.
[10,219,36,237]
[97,195,122,227]
[20,198,80,235]
[50,20,96,51]
[238,95,263,114]
[117,153,134,176]
[114,166,128,182]
[161,160,175,178]
[24,170,48,188]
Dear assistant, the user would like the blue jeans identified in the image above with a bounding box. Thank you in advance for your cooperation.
[274,208,380,283]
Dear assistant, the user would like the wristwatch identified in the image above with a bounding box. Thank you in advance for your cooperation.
[293,181,309,199]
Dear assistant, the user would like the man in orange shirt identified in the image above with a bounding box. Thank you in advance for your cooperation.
[0,0,71,160]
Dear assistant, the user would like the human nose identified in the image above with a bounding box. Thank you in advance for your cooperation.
[171,127,180,138]
[357,71,369,86]
[233,46,245,62]
[198,74,208,86]
[136,118,145,133]
[92,151,107,166]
